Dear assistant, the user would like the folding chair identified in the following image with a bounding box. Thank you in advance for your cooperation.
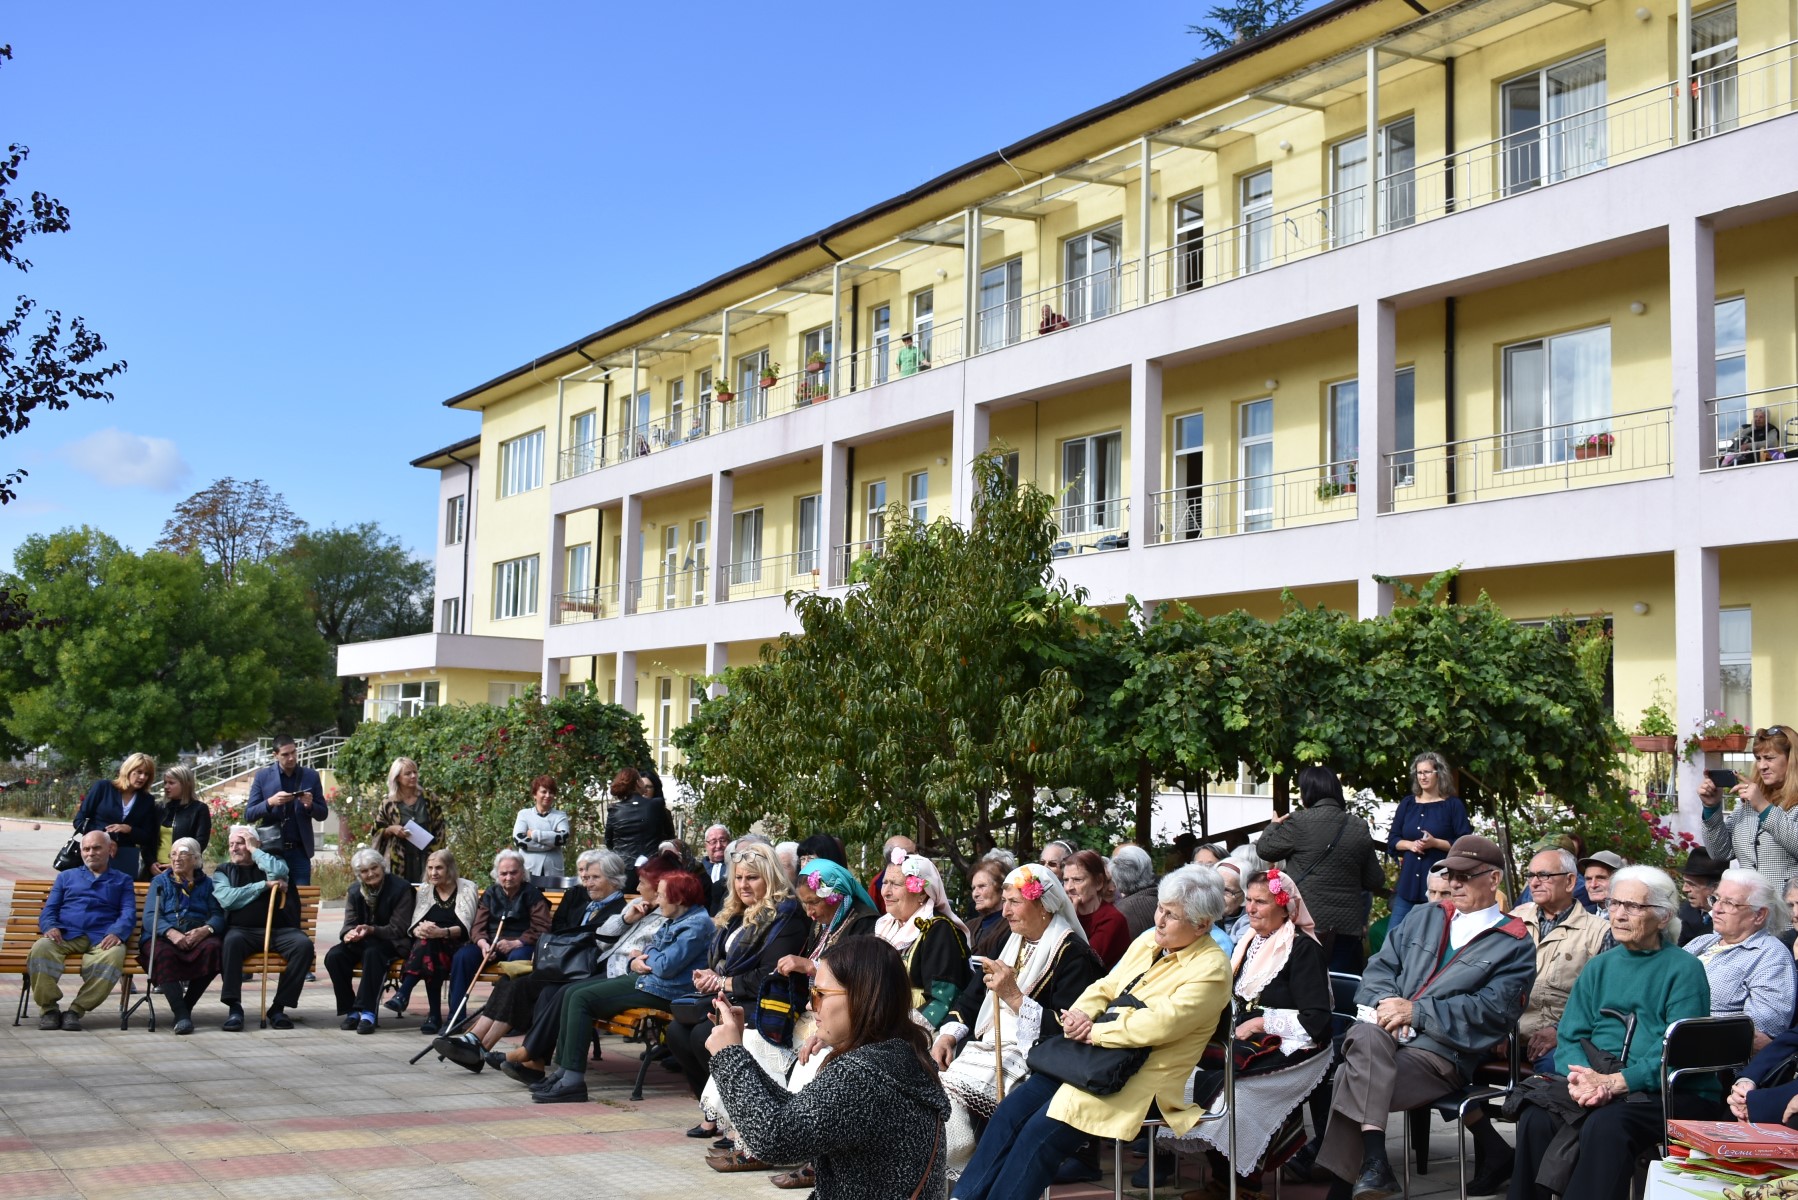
[1399,1028,1523,1200]
[1658,1015,1755,1154]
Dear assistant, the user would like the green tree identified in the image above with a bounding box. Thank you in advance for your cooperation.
[1188,0,1311,53]
[156,477,304,582]
[0,45,128,508]
[333,689,653,882]
[675,453,1089,872]
[285,522,434,731]
[0,527,334,770]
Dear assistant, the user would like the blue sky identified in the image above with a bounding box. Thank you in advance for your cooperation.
[1,3,1293,567]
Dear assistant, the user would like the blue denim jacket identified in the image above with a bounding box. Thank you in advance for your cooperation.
[635,904,713,1001]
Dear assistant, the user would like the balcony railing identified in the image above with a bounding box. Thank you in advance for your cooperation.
[1386,405,1673,511]
[551,583,621,624]
[834,317,966,394]
[630,566,709,612]
[978,266,1141,353]
[723,551,827,602]
[1051,499,1130,557]
[1705,386,1798,471]
[1148,462,1361,542]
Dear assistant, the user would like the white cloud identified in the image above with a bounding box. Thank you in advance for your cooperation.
[58,427,192,491]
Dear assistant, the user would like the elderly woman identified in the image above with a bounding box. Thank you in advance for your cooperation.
[498,849,678,1084]
[604,766,675,872]
[668,842,809,1140]
[532,866,712,1104]
[324,848,416,1033]
[1383,751,1472,930]
[1062,849,1130,968]
[1112,846,1160,940]
[372,756,441,884]
[951,866,1233,1200]
[1041,839,1077,881]
[1156,868,1333,1192]
[440,847,632,1069]
[137,836,224,1034]
[1254,765,1384,972]
[878,852,973,1031]
[1682,867,1795,1051]
[383,849,479,1033]
[153,765,211,875]
[966,859,1010,958]
[1507,866,1715,1200]
[1699,725,1798,892]
[706,937,954,1200]
[75,752,160,881]
[446,848,552,1022]
[930,864,1105,1173]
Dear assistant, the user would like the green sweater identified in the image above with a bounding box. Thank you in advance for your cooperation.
[1557,941,1712,1094]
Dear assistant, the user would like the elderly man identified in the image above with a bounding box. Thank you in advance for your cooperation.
[324,847,415,1032]
[1319,836,1536,1200]
[214,825,314,1030]
[243,736,328,886]
[1684,867,1796,1052]
[1578,850,1624,915]
[446,848,551,1023]
[1425,864,1454,904]
[1676,849,1727,946]
[701,823,731,913]
[29,830,136,1030]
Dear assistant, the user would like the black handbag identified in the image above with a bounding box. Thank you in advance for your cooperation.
[671,994,714,1026]
[530,929,597,984]
[52,832,82,872]
[1025,968,1154,1096]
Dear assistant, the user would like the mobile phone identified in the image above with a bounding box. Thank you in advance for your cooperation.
[1706,769,1739,790]
[969,955,987,971]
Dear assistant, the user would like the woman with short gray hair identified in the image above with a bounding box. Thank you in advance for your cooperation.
[1111,845,1160,939]
[138,835,225,1034]
[1684,866,1795,1045]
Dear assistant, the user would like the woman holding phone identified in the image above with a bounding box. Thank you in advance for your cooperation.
[1699,725,1798,892]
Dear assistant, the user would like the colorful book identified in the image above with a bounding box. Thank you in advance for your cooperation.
[1671,1121,1798,1162]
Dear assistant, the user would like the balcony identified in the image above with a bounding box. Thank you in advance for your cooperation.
[1148,462,1360,543]
[1052,500,1130,557]
[1704,386,1798,471]
[550,584,621,625]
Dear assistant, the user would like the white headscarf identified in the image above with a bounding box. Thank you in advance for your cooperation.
[971,863,1086,1040]
[875,853,969,952]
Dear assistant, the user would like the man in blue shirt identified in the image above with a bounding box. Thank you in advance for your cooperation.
[244,736,329,886]
[29,830,137,1030]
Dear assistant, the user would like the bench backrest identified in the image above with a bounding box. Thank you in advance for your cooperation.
[2,879,321,967]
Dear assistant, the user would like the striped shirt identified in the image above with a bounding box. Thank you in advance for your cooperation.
[1684,929,1797,1036]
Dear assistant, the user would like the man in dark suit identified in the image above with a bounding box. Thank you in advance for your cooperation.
[702,824,731,914]
[1676,849,1727,946]
[243,737,329,886]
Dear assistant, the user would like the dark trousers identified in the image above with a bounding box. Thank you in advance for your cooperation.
[952,1071,1089,1200]
[1318,929,1368,974]
[1508,1099,1660,1200]
[554,975,670,1071]
[279,847,312,887]
[448,941,532,1021]
[666,1015,717,1101]
[219,926,313,1012]
[324,937,402,1016]
[518,981,572,1062]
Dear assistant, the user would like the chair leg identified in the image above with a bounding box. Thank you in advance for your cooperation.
[630,1040,653,1102]
[1410,1108,1431,1173]
[1114,1137,1124,1200]
[1401,1114,1411,1200]
[15,974,29,1026]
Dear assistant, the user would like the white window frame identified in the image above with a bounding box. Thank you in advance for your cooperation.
[667,380,685,447]
[660,527,679,610]
[1060,431,1123,534]
[492,554,540,620]
[1393,367,1417,487]
[1239,399,1274,532]
[690,517,708,606]
[438,596,460,634]
[498,429,545,498]
[1329,116,1416,246]
[912,289,935,361]
[1692,3,1738,139]
[1501,50,1608,194]
[488,681,528,706]
[1712,297,1748,451]
[1720,606,1752,726]
[730,508,763,587]
[567,409,597,475]
[977,258,1023,352]
[1173,193,1204,293]
[566,542,592,596]
[1326,380,1358,485]
[695,369,714,437]
[802,326,833,393]
[866,480,887,553]
[907,471,929,524]
[1172,413,1204,540]
[377,681,441,720]
[444,494,466,546]
[1239,170,1274,274]
[796,494,821,575]
[736,350,771,425]
[1062,222,1123,323]
[1501,325,1612,469]
[870,303,891,386]
[656,677,674,767]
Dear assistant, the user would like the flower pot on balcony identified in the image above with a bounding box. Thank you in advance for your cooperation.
[805,361,825,374]
[715,391,734,404]
[759,375,779,389]
[1698,734,1750,752]
[1574,442,1614,461]
[1342,482,1357,494]
[1629,735,1679,754]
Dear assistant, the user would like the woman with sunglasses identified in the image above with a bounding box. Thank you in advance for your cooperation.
[706,936,952,1200]
[1698,725,1798,893]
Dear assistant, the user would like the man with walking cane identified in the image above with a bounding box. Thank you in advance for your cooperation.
[214,826,313,1031]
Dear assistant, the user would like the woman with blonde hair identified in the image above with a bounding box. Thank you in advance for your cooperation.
[373,757,441,884]
[154,764,211,874]
[75,752,160,880]
[1700,724,1798,892]
[666,840,809,1142]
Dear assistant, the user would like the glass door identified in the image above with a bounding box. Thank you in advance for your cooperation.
[978,258,1022,351]
[1692,4,1738,138]
[1174,195,1204,293]
[1240,171,1274,274]
[1172,413,1203,539]
[690,517,708,605]
[870,303,891,386]
[661,526,679,610]
[730,508,763,588]
[912,290,935,361]
[1063,224,1122,323]
[1239,399,1274,532]
[736,350,770,426]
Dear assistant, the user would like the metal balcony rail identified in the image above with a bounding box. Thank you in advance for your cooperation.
[628,566,709,612]
[551,583,622,625]
[1387,405,1673,511]
[1051,499,1131,557]
[723,550,828,603]
[1146,185,1374,301]
[977,265,1141,353]
[831,539,886,586]
[833,317,966,394]
[1704,385,1798,471]
[1147,461,1361,543]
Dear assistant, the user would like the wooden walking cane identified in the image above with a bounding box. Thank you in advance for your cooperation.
[258,880,279,1029]
[410,937,500,1067]
[992,987,1005,1104]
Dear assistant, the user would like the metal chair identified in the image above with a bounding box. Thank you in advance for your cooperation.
[1118,1001,1239,1200]
[1658,1015,1755,1154]
[1399,1028,1524,1200]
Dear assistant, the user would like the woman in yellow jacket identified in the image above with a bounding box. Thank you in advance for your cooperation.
[952,865,1233,1200]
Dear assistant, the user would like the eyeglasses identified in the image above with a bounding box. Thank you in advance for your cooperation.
[1523,871,1572,882]
[1710,896,1761,913]
[728,850,762,864]
[1608,899,1665,916]
[808,984,848,1004]
[1757,727,1787,740]
[1444,868,1497,883]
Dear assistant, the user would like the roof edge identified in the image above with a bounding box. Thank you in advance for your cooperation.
[410,433,481,469]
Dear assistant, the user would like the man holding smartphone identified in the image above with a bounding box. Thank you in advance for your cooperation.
[245,736,330,886]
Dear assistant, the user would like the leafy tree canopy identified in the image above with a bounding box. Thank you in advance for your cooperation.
[156,477,304,581]
[1188,0,1312,53]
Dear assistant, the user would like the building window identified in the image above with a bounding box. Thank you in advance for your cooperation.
[1061,431,1122,534]
[1692,4,1738,138]
[1394,367,1416,487]
[1502,326,1611,468]
[1000,451,1020,489]
[657,677,674,767]
[567,409,596,475]
[498,430,544,497]
[492,554,540,620]
[907,472,929,524]
[1062,223,1122,323]
[690,517,708,606]
[978,258,1023,352]
[688,676,705,723]
[1172,413,1204,540]
[1240,399,1275,532]
[802,326,833,392]
[667,380,685,446]
[1326,380,1358,484]
[1240,170,1274,274]
[1329,117,1416,245]
[1173,194,1204,293]
[376,681,440,720]
[736,350,771,424]
[695,369,714,437]
[488,681,528,706]
[438,597,460,634]
[912,290,935,361]
[730,508,763,587]
[866,481,887,553]
[1720,607,1751,725]
[1712,297,1749,452]
[660,527,679,610]
[565,543,592,595]
[796,494,821,575]
[869,304,891,386]
[444,494,466,545]
[1501,51,1607,194]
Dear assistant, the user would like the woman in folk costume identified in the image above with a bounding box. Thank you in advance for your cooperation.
[930,863,1106,1174]
[1157,866,1335,1198]
[875,851,973,1031]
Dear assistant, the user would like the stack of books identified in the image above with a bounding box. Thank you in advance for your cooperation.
[1664,1121,1798,1199]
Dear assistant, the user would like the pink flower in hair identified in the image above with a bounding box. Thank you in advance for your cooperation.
[1020,878,1045,902]
[1266,868,1291,905]
[904,875,925,894]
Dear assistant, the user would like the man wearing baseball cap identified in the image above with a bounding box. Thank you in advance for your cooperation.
[1317,835,1535,1200]
[1577,850,1626,914]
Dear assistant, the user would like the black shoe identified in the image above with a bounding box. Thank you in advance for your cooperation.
[532,1073,588,1104]
[712,1137,735,1151]
[483,1050,507,1071]
[1130,1152,1176,1188]
[1053,1156,1104,1185]
[420,1018,441,1036]
[305,972,317,982]
[340,1014,359,1031]
[268,1010,294,1030]
[173,1018,195,1036]
[61,1011,84,1032]
[356,1018,376,1035]
[688,1123,720,1139]
[1466,1155,1514,1196]
[503,1061,547,1086]
[36,1009,62,1031]
[530,1067,566,1093]
[1352,1158,1403,1200]
[222,1010,245,1032]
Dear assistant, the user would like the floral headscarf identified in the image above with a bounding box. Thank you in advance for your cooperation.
[1231,866,1320,1004]
[801,859,875,934]
[876,852,969,951]
[963,863,1089,1043]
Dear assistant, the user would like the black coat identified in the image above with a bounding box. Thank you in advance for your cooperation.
[604,794,674,861]
[1237,930,1334,1048]
[944,932,1104,1039]
[76,780,160,860]
[158,799,212,862]
[709,898,811,1005]
[1253,800,1384,936]
[899,916,972,1023]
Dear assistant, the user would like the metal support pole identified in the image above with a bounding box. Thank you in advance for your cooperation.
[630,349,640,450]
[1676,0,1693,146]
[830,262,843,388]
[1139,136,1153,306]
[964,206,980,359]
[1365,46,1380,242]
[719,309,731,430]
[554,378,565,478]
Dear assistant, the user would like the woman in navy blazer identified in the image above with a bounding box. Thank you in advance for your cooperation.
[76,752,162,881]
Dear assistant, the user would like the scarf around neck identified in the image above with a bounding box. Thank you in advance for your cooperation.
[1230,867,1319,1004]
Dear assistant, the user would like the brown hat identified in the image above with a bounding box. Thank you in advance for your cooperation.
[1679,850,1726,882]
[1441,835,1505,874]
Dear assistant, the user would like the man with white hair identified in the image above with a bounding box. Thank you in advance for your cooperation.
[214,825,314,1031]
[702,823,731,913]
[774,840,800,884]
[1684,866,1796,1051]
[446,848,550,1024]
[1111,845,1160,939]
[28,829,135,1031]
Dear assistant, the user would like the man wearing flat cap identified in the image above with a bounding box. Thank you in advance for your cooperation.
[1578,849,1626,915]
[1676,849,1727,947]
[1317,835,1536,1200]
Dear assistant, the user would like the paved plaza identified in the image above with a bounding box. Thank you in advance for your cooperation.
[0,819,1469,1200]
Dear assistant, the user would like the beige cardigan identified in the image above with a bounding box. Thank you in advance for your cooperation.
[409,877,480,940]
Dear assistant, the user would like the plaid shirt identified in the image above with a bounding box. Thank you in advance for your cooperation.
[1685,928,1797,1036]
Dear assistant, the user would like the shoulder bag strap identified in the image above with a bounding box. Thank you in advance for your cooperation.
[910,1119,942,1200]
[1291,808,1351,887]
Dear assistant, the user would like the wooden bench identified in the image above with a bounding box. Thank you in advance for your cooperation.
[3,879,320,1030]
[597,1005,676,1101]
